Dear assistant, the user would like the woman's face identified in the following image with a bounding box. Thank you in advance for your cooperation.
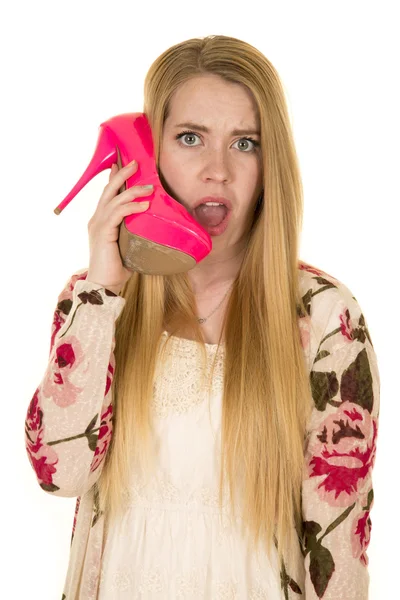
[159,74,263,250]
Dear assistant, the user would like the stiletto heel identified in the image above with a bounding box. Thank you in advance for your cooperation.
[54,126,117,216]
[53,113,212,275]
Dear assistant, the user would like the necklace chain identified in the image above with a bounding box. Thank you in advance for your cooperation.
[197,283,234,324]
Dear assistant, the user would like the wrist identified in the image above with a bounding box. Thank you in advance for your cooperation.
[104,284,122,296]
[86,274,122,296]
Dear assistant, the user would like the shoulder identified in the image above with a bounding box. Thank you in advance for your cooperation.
[297,260,374,367]
[298,260,361,315]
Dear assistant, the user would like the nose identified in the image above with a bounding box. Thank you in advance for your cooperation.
[201,148,232,183]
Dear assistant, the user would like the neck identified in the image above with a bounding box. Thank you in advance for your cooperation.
[187,237,247,297]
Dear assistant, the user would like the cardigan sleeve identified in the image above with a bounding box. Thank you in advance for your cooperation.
[302,290,380,599]
[24,268,126,498]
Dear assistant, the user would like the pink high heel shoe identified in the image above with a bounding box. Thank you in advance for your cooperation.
[53,113,212,275]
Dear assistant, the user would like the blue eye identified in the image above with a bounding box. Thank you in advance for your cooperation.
[234,138,260,152]
[176,131,200,146]
[175,130,260,152]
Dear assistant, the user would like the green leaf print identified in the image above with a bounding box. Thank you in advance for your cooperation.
[288,578,302,593]
[340,348,374,413]
[77,289,104,306]
[48,415,100,448]
[303,521,335,597]
[363,488,374,511]
[313,350,330,364]
[40,482,60,492]
[309,544,335,598]
[303,520,322,554]
[309,370,339,411]
[91,484,103,528]
[357,313,373,346]
[319,503,356,543]
[280,557,303,598]
[85,414,98,433]
[303,503,357,598]
[297,288,313,317]
[313,277,337,291]
[86,432,98,452]
[276,533,303,597]
[57,299,73,316]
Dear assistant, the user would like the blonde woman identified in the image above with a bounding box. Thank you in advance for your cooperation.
[25,35,380,599]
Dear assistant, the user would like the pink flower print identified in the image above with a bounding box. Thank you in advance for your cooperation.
[299,263,325,277]
[104,359,115,398]
[43,335,84,407]
[25,389,59,491]
[299,262,340,285]
[90,404,113,473]
[339,308,356,342]
[351,504,372,565]
[308,402,378,507]
[50,309,66,354]
[70,270,87,286]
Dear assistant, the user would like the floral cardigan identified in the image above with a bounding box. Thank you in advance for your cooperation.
[24,261,380,599]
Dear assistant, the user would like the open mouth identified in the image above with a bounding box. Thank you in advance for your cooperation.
[193,202,228,229]
[192,202,231,236]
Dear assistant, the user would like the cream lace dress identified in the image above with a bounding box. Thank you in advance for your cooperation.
[97,331,282,599]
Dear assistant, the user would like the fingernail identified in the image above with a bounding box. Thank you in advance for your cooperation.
[127,160,137,167]
[142,185,153,189]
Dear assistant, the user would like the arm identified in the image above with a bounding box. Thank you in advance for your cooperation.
[302,290,380,599]
[24,269,126,497]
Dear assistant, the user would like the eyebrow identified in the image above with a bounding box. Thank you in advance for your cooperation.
[174,121,261,136]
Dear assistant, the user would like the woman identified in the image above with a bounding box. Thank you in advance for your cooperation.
[25,35,380,599]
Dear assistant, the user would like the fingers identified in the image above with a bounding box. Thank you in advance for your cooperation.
[108,160,138,188]
[103,200,150,231]
[88,162,153,246]
[101,160,153,207]
[105,162,135,198]
[108,163,116,182]
[118,184,154,205]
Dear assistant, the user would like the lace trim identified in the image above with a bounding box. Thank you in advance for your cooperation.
[126,474,233,515]
[151,333,225,417]
[122,472,242,548]
[99,565,276,598]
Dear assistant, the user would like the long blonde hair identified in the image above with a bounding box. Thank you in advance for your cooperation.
[98,35,312,564]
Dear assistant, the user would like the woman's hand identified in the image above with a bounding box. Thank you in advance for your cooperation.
[86,161,153,294]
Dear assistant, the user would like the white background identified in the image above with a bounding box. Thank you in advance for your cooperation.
[1,0,397,597]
